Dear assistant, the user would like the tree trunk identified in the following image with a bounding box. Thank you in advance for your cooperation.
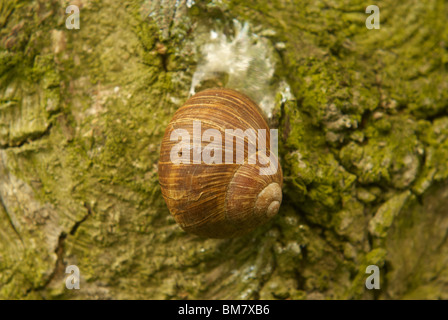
[1,0,447,299]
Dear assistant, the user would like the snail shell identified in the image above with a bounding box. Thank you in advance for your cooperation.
[158,88,283,238]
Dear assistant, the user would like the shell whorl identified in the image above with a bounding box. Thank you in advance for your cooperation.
[158,88,283,238]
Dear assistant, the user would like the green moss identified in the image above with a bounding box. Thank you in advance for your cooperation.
[1,0,448,300]
[347,248,387,298]
[368,191,412,238]
[340,116,422,188]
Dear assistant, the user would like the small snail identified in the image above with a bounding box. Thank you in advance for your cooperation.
[158,88,283,238]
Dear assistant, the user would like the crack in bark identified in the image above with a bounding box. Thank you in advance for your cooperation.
[44,203,93,286]
[70,203,93,236]
[0,151,26,247]
[0,123,53,150]
[24,231,67,297]
[0,192,24,247]
[255,243,278,299]
[26,203,93,296]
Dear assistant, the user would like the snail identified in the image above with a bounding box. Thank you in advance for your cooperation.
[158,88,283,238]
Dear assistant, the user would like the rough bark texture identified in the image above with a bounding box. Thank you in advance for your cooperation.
[0,0,447,299]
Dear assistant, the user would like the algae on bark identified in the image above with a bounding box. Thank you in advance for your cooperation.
[0,0,448,299]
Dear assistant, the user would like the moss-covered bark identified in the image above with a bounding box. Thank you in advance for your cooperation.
[0,0,447,299]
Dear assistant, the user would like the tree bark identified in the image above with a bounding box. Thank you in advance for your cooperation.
[1,0,448,299]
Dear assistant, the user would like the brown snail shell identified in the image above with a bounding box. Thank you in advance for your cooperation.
[158,88,283,238]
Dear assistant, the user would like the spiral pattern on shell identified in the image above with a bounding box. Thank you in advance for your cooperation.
[158,88,283,238]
